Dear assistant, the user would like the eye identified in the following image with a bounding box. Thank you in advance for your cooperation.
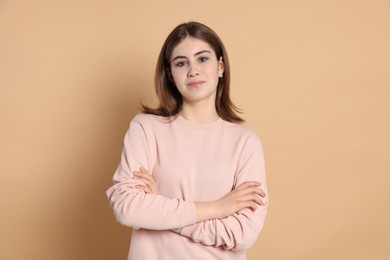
[199,56,208,62]
[174,60,187,67]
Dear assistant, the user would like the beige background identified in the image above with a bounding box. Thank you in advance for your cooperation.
[1,0,390,259]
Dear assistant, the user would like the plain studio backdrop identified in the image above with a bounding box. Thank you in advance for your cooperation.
[1,1,389,259]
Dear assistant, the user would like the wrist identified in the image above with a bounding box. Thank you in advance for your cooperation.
[195,201,220,222]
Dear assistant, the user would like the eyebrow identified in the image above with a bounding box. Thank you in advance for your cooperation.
[171,50,212,63]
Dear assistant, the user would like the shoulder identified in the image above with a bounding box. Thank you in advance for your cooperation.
[224,122,266,164]
[131,113,168,126]
[223,120,262,142]
[129,113,172,134]
[222,121,264,155]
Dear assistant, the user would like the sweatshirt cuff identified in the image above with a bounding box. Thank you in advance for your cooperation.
[179,223,197,237]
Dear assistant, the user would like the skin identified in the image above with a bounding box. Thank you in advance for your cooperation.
[169,37,224,124]
[133,37,267,223]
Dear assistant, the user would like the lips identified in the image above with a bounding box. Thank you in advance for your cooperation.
[187,80,205,88]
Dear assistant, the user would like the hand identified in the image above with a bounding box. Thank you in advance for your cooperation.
[214,181,266,218]
[195,181,266,222]
[133,167,159,195]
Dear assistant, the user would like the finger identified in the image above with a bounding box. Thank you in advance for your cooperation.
[135,185,152,194]
[135,177,155,189]
[140,167,149,174]
[258,189,267,198]
[241,193,264,206]
[133,171,158,194]
[251,190,266,205]
[133,172,154,185]
[235,181,261,191]
[133,170,148,178]
[235,186,265,199]
[135,182,159,194]
[239,201,258,212]
[253,196,265,206]
[249,187,266,198]
[237,181,260,188]
[244,187,266,197]
[145,181,158,194]
[250,202,258,212]
[134,171,155,182]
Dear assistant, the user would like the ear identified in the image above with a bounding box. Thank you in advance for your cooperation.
[218,56,225,76]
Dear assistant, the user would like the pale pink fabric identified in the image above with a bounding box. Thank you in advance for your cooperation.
[106,113,268,260]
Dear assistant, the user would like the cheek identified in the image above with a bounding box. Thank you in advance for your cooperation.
[208,68,220,81]
[171,70,183,83]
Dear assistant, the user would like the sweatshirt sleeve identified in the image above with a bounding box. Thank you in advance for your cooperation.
[176,134,268,251]
[106,118,196,230]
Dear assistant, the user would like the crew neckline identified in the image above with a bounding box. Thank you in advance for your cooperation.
[176,114,223,129]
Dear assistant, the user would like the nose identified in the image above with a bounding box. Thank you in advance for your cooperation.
[187,63,199,77]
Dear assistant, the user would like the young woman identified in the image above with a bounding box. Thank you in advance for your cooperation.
[107,21,268,260]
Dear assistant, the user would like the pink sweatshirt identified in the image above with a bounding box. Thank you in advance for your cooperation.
[106,113,268,260]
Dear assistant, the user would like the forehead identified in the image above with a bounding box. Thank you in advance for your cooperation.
[171,37,215,58]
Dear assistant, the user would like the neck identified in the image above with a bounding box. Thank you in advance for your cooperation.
[180,102,219,124]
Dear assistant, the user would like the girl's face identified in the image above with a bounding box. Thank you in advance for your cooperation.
[169,37,224,106]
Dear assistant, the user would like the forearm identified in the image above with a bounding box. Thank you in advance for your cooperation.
[108,180,197,230]
[194,201,219,222]
[177,202,268,250]
[171,181,267,249]
[195,181,265,222]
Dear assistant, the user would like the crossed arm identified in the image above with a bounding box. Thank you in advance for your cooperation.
[134,167,266,223]
[107,120,268,250]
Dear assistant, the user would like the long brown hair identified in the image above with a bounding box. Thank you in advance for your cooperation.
[141,21,244,123]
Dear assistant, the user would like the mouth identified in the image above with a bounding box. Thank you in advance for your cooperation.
[187,81,205,88]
